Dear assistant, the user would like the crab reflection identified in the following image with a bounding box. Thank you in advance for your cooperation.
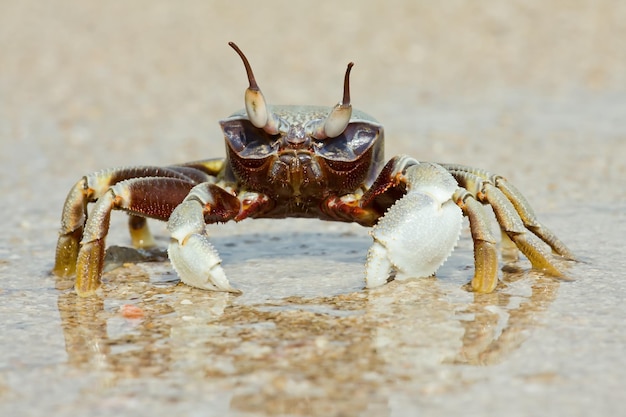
[56,260,560,416]
[454,275,559,365]
[56,225,565,413]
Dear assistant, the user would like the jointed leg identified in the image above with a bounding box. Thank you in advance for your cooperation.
[74,177,196,296]
[481,182,561,276]
[54,177,90,278]
[495,179,575,260]
[128,215,156,249]
[441,164,574,259]
[442,164,574,284]
[323,155,419,226]
[53,165,214,279]
[166,183,272,292]
[453,189,499,293]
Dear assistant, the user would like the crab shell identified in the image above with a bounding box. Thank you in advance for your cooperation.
[219,105,386,207]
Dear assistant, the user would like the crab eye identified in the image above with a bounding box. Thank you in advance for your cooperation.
[316,122,380,161]
[221,119,279,158]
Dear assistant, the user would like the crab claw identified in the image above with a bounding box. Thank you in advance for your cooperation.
[167,199,241,293]
[365,162,463,288]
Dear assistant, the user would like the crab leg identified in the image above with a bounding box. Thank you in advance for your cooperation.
[441,164,575,260]
[495,179,576,260]
[442,165,573,281]
[166,183,271,293]
[127,215,157,249]
[453,189,500,293]
[54,177,90,278]
[482,182,562,275]
[322,155,420,226]
[74,177,195,296]
[361,155,418,207]
[53,165,216,278]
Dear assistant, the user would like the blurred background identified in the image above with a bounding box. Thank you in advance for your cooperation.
[1,0,624,207]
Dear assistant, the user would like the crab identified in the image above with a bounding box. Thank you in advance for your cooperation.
[53,42,575,297]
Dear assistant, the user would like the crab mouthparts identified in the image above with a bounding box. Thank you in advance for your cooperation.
[272,151,323,198]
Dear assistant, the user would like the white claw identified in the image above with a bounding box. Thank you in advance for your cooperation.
[167,199,240,293]
[168,235,239,293]
[365,241,394,288]
[365,163,463,288]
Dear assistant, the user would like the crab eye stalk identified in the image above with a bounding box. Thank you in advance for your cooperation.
[311,62,354,140]
[228,41,280,135]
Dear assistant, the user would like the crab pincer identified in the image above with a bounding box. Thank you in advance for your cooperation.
[365,163,463,288]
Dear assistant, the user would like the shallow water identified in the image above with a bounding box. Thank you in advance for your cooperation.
[2,201,624,416]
